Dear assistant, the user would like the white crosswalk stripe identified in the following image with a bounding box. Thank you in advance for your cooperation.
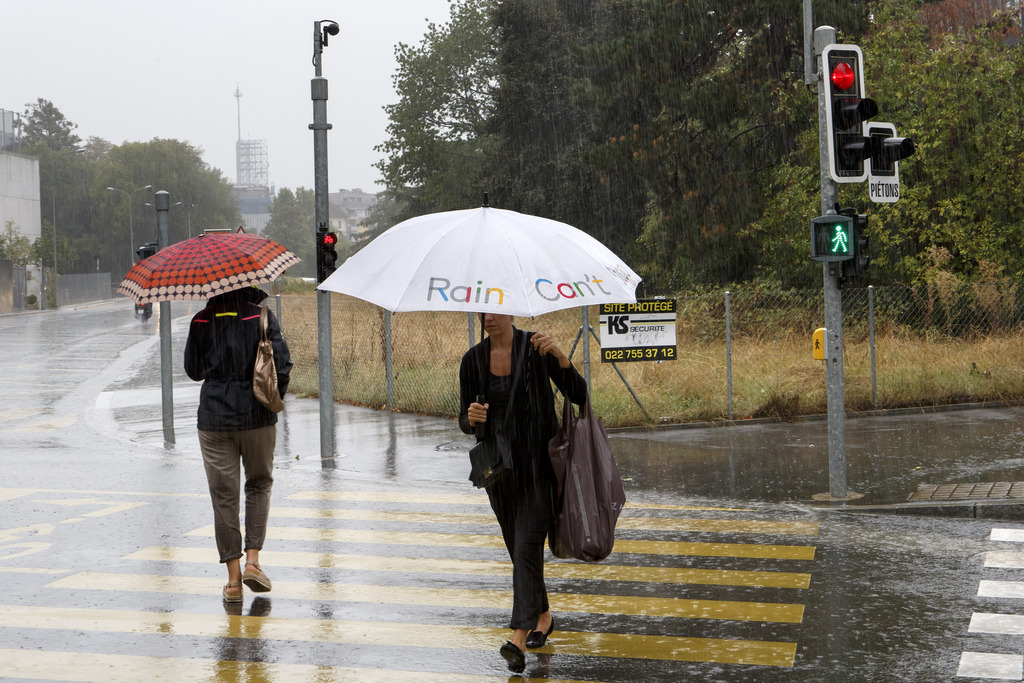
[957,527,1024,680]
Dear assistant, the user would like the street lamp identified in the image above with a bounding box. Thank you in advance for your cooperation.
[177,201,195,238]
[50,148,85,308]
[107,184,152,268]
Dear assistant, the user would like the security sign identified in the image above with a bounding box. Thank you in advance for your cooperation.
[599,299,677,362]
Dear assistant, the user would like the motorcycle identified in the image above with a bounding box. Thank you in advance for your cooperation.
[134,302,153,320]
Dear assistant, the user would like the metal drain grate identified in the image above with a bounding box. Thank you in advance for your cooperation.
[909,482,1024,501]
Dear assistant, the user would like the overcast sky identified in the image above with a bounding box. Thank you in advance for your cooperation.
[2,0,454,194]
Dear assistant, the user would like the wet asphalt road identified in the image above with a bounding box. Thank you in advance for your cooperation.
[2,301,1024,682]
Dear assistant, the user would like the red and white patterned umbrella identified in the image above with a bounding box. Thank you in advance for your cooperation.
[117,232,300,304]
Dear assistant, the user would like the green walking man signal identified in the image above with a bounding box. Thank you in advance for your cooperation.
[810,214,854,262]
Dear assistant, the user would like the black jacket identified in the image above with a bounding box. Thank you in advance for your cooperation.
[184,288,292,431]
[458,327,587,457]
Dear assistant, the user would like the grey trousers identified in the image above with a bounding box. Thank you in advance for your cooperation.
[198,425,276,563]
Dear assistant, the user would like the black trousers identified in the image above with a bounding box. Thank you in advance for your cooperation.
[486,461,555,631]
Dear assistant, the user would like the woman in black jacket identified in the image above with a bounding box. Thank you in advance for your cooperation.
[458,312,587,673]
[184,286,292,605]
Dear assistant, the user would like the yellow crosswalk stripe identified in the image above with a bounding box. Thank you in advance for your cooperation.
[184,525,816,560]
[127,546,812,589]
[0,648,603,683]
[0,605,797,667]
[269,506,819,536]
[287,490,756,511]
[47,571,804,623]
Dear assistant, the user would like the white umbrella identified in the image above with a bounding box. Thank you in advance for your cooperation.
[318,206,640,317]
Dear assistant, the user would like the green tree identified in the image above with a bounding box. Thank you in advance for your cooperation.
[262,188,316,278]
[21,98,82,152]
[373,0,498,226]
[753,0,1024,286]
[0,219,35,265]
[34,220,78,273]
[95,138,240,275]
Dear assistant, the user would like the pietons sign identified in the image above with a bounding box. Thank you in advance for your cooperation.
[598,299,677,362]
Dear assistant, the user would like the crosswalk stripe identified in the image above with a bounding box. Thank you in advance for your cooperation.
[990,528,1024,543]
[985,552,1024,569]
[615,517,819,536]
[184,525,816,560]
[979,580,1024,599]
[0,648,604,683]
[957,651,1023,680]
[0,486,206,499]
[0,604,797,667]
[268,506,818,536]
[286,490,756,511]
[126,546,813,589]
[970,613,1024,635]
[46,571,805,623]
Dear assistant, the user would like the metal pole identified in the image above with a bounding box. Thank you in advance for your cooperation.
[385,310,394,407]
[869,285,877,407]
[467,312,475,350]
[582,306,591,388]
[816,25,847,498]
[725,291,733,420]
[312,20,336,467]
[50,164,58,308]
[155,191,175,446]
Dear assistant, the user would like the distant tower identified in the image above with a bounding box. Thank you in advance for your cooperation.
[232,85,271,232]
[234,85,268,188]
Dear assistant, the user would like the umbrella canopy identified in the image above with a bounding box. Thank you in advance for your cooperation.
[117,232,301,304]
[318,207,640,317]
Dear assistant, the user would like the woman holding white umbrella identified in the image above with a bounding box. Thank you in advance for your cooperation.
[459,312,588,673]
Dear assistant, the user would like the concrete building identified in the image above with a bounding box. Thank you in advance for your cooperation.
[0,141,42,307]
[329,188,378,243]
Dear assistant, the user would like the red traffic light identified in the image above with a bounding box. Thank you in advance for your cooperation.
[830,61,856,91]
[322,232,337,246]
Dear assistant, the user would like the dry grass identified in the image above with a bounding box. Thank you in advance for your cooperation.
[277,294,1024,428]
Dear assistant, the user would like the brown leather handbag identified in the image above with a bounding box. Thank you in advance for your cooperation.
[253,306,285,413]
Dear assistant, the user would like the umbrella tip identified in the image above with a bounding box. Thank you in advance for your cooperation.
[482,192,488,208]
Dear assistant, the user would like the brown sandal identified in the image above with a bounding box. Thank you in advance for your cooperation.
[242,561,272,593]
[222,582,243,603]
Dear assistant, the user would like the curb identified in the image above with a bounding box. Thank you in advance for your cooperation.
[817,499,1024,521]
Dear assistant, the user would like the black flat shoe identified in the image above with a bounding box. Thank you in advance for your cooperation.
[500,641,525,673]
[526,616,555,649]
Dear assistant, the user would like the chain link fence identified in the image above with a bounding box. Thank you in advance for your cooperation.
[275,282,1024,428]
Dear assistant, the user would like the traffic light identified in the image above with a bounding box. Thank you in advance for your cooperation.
[810,213,854,262]
[316,228,339,283]
[867,123,915,178]
[136,241,158,262]
[839,209,870,285]
[823,44,877,183]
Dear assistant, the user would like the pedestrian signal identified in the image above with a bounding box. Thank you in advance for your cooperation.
[810,214,854,262]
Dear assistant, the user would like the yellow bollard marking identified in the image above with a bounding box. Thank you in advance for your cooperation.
[185,525,816,560]
[0,605,797,667]
[128,546,812,589]
[47,571,805,623]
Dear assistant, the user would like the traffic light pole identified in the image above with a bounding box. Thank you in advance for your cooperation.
[312,21,336,468]
[815,26,850,500]
[154,191,175,446]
